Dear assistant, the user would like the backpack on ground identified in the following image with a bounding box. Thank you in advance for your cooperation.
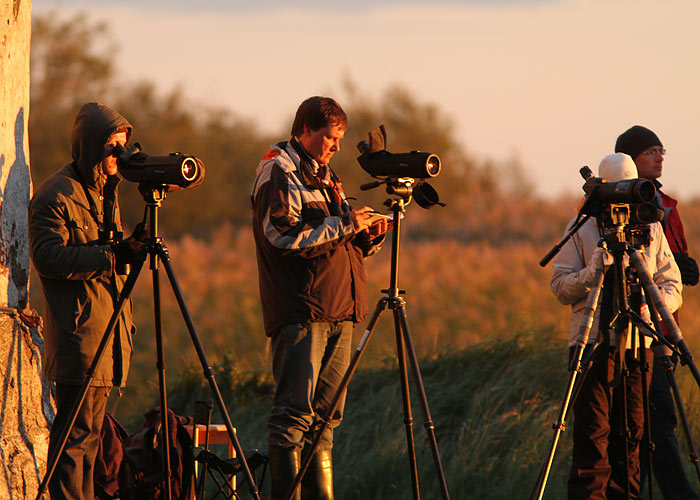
[95,413,129,499]
[118,407,195,500]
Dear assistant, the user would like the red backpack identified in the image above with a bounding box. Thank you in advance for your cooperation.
[95,413,129,499]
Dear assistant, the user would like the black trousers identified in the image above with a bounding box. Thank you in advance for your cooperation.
[48,384,109,500]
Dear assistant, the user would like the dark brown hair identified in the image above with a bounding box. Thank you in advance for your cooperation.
[291,96,347,137]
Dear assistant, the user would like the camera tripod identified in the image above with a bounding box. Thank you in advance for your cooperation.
[283,179,450,500]
[531,221,700,500]
[643,326,700,489]
[37,185,261,500]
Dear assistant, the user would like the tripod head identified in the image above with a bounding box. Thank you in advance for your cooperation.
[360,175,445,212]
[132,183,174,247]
[540,165,659,267]
[597,203,653,252]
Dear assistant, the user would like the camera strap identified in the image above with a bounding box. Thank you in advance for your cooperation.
[325,174,349,216]
[103,176,119,227]
[71,163,118,232]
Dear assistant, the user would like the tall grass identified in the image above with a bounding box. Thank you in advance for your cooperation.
[160,333,700,499]
[162,330,572,499]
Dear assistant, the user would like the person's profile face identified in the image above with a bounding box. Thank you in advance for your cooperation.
[634,146,664,180]
[101,131,128,176]
[298,123,345,165]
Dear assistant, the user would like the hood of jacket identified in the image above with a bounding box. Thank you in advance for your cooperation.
[70,102,132,187]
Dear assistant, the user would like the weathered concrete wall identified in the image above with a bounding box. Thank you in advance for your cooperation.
[1,1,56,498]
[0,310,54,499]
[0,0,32,310]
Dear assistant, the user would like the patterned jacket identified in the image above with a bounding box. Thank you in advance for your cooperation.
[251,138,381,336]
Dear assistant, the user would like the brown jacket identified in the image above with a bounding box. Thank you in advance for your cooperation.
[29,103,135,386]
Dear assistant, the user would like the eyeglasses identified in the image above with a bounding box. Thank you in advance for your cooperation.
[642,148,666,157]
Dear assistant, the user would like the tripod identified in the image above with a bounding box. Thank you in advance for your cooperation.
[283,179,450,500]
[37,185,261,500]
[532,218,700,499]
[652,348,700,483]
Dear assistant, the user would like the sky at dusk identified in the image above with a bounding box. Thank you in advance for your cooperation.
[33,0,700,200]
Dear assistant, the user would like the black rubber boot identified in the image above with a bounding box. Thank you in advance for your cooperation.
[301,449,334,500]
[269,446,301,500]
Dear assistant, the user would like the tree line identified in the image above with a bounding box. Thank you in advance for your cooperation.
[29,12,569,245]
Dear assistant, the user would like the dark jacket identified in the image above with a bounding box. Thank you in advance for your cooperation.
[251,139,381,336]
[29,102,135,386]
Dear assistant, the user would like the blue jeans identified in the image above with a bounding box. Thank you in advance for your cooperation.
[268,321,353,452]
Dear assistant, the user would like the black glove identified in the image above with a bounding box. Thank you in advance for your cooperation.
[673,252,699,286]
[131,221,147,242]
[112,240,141,267]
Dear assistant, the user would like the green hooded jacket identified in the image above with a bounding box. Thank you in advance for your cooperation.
[29,102,135,386]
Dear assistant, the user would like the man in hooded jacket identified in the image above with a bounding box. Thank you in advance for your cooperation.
[29,102,143,500]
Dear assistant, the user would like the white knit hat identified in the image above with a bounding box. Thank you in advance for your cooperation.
[598,153,637,182]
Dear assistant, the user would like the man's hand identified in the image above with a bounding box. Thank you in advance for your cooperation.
[581,246,613,287]
[111,223,148,267]
[350,206,389,239]
[112,238,145,266]
[593,246,614,269]
[350,206,376,233]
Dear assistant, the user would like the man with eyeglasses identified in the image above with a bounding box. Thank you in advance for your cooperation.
[616,125,699,500]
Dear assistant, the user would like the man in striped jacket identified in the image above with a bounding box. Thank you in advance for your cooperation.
[251,96,386,500]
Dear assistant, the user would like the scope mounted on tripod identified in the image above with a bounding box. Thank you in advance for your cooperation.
[578,165,662,228]
[113,143,205,190]
[356,125,445,209]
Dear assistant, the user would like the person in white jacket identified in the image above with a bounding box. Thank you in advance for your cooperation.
[551,153,682,500]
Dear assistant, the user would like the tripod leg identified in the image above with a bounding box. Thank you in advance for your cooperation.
[531,266,605,500]
[283,297,390,500]
[530,344,596,500]
[392,308,420,500]
[151,253,173,500]
[611,361,633,500]
[627,286,654,500]
[611,248,633,499]
[156,244,261,500]
[663,356,700,484]
[638,330,654,500]
[36,253,147,500]
[394,300,450,500]
[628,248,700,390]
